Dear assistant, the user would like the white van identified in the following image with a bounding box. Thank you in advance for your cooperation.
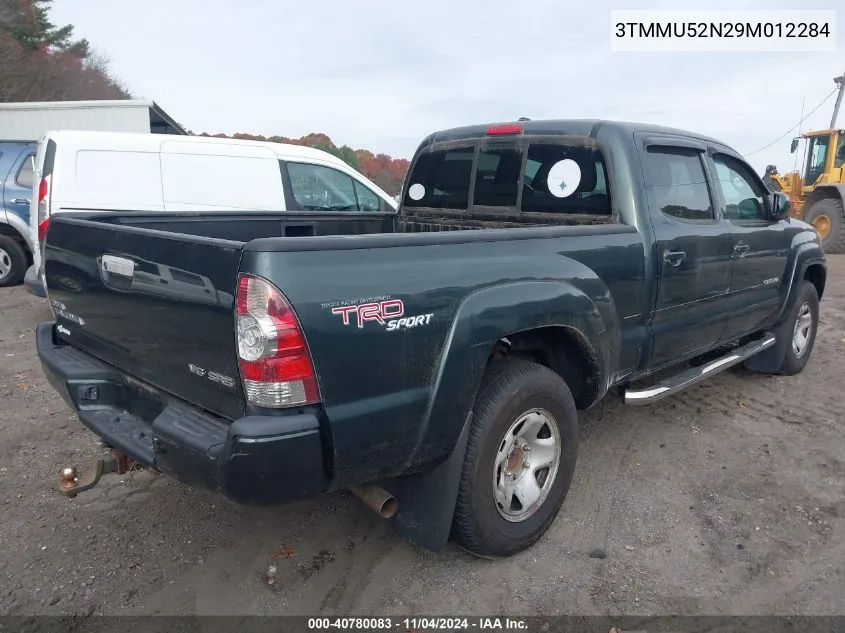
[25,130,398,296]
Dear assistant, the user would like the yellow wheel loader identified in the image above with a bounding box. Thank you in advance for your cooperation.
[764,71,845,253]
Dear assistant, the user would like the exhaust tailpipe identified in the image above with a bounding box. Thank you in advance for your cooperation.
[349,484,397,519]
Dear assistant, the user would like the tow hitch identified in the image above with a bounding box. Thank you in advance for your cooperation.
[58,451,141,497]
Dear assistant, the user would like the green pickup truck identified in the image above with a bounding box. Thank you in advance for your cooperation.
[36,119,825,558]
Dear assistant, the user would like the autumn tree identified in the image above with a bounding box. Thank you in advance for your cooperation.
[0,0,129,102]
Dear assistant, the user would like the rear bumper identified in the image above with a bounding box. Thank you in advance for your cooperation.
[24,265,46,298]
[35,321,329,505]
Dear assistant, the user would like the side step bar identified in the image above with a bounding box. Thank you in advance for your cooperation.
[624,334,776,406]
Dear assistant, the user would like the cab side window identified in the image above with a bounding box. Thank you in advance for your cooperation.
[712,155,767,222]
[645,148,714,222]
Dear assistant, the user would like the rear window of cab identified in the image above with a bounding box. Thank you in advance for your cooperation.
[403,141,611,216]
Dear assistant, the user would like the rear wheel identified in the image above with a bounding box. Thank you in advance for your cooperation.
[0,234,27,287]
[452,359,578,558]
[804,198,845,254]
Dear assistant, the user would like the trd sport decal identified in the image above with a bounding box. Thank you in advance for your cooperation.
[327,298,434,332]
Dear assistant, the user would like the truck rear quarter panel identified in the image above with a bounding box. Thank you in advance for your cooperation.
[241,226,647,485]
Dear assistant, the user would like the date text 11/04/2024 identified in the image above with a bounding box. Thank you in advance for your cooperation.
[307,617,529,630]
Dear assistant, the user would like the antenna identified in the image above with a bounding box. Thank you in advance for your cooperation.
[793,96,805,172]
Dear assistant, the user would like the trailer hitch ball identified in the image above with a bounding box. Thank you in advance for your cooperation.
[57,456,118,497]
[59,467,78,491]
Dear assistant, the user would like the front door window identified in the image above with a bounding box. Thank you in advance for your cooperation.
[713,155,767,222]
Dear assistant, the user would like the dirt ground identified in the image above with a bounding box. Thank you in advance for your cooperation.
[0,259,843,618]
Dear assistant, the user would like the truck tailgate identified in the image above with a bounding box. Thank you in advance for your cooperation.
[43,216,246,420]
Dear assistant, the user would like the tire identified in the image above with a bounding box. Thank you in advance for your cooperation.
[803,198,845,254]
[0,234,27,287]
[777,281,820,375]
[452,359,579,558]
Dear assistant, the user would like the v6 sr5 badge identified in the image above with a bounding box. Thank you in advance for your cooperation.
[329,298,433,332]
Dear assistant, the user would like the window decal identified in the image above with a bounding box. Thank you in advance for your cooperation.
[408,183,426,201]
[546,159,582,198]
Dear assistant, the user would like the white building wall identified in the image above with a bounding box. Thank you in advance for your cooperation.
[0,102,152,139]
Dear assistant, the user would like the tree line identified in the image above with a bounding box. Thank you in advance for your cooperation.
[201,131,410,196]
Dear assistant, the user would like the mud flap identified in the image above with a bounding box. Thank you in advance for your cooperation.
[743,319,789,373]
[391,412,473,552]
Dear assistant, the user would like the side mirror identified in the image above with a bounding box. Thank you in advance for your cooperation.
[769,191,791,221]
[790,138,799,153]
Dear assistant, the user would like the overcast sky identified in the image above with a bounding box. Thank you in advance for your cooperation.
[51,0,843,174]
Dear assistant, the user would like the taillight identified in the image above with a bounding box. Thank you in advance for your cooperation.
[37,175,51,242]
[38,219,50,241]
[235,274,319,408]
[38,177,48,205]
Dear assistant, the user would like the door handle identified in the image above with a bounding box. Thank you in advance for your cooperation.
[733,242,751,257]
[663,249,686,267]
[11,198,30,205]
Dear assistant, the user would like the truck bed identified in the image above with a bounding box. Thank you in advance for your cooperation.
[94,206,615,242]
[43,210,642,473]
[95,210,396,240]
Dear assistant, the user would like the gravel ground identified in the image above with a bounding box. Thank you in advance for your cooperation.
[0,258,843,617]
